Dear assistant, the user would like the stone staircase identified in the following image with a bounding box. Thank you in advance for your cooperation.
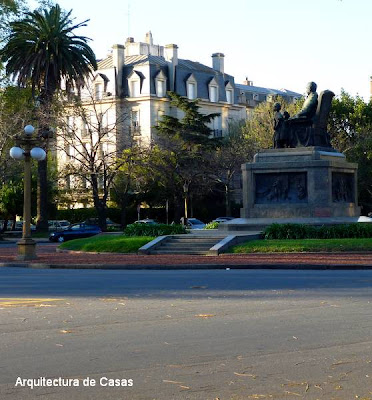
[149,236,219,255]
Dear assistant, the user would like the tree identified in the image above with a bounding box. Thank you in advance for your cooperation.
[241,96,303,151]
[328,91,372,213]
[154,91,220,222]
[55,87,129,231]
[1,3,97,231]
[209,121,257,216]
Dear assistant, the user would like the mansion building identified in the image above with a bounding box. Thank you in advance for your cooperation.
[58,32,300,207]
[81,31,300,144]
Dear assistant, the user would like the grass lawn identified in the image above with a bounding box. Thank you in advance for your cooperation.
[230,238,372,253]
[59,234,155,253]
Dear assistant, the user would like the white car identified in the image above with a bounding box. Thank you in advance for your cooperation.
[186,218,206,229]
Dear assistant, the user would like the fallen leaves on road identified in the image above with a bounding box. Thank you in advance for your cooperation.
[284,391,302,397]
[234,372,257,379]
[60,329,73,334]
[195,314,215,318]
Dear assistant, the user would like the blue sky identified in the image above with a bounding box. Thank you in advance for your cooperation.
[30,0,372,100]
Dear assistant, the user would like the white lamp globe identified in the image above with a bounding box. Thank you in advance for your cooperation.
[30,147,46,161]
[24,125,35,135]
[9,146,25,160]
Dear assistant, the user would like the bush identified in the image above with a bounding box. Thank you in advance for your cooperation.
[263,223,372,240]
[204,221,220,230]
[124,223,187,237]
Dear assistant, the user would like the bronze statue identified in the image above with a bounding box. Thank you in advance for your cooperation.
[272,82,334,149]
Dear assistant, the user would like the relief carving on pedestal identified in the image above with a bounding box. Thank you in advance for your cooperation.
[332,172,354,203]
[255,172,307,204]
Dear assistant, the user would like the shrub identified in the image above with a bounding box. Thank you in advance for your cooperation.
[263,223,372,240]
[124,223,187,237]
[204,221,220,230]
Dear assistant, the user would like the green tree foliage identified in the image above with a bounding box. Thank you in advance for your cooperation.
[153,92,220,221]
[328,91,372,213]
[0,3,97,230]
[241,96,304,151]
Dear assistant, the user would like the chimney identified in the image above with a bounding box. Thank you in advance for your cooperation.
[112,44,125,96]
[165,44,178,91]
[145,31,153,45]
[212,53,224,73]
[243,76,253,86]
[165,44,178,65]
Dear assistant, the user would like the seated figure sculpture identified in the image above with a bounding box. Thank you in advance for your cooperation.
[273,81,334,149]
[288,81,318,147]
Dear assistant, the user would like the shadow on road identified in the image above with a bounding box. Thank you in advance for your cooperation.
[1,268,372,298]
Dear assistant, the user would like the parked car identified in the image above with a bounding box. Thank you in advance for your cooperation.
[212,217,235,223]
[5,221,36,231]
[134,219,157,225]
[48,220,70,231]
[186,218,206,229]
[84,218,121,229]
[49,223,101,242]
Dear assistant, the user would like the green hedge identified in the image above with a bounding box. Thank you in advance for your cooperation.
[264,223,372,240]
[204,221,220,230]
[124,223,187,237]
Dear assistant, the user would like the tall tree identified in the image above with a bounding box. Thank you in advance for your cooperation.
[154,91,220,222]
[55,86,128,231]
[0,3,97,230]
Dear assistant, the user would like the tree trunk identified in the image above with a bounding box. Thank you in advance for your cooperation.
[36,158,49,232]
[120,195,128,229]
[225,184,231,217]
[91,174,107,231]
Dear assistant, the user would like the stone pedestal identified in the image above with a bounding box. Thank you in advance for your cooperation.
[17,238,37,261]
[242,147,360,218]
[220,147,361,231]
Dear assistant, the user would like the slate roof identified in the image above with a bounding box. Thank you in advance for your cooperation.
[236,83,301,98]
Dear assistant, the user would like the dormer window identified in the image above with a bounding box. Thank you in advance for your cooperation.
[93,73,109,100]
[208,77,219,102]
[130,80,140,97]
[155,70,167,97]
[186,74,197,100]
[225,81,234,104]
[128,70,145,98]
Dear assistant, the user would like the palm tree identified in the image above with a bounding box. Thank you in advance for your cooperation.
[1,4,97,230]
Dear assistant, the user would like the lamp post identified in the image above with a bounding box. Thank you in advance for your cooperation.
[9,125,46,260]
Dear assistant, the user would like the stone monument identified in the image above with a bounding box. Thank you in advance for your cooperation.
[221,82,361,231]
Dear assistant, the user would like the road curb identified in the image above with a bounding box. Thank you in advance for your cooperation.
[1,263,372,270]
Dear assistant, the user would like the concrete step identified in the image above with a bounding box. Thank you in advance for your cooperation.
[160,243,213,249]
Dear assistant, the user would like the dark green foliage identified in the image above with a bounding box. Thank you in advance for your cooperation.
[1,4,97,96]
[124,223,187,237]
[264,223,372,240]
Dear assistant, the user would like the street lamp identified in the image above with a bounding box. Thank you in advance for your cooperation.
[9,125,46,260]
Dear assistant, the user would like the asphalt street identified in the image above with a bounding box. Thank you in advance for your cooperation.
[0,268,371,399]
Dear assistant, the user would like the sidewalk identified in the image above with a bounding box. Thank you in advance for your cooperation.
[1,243,372,269]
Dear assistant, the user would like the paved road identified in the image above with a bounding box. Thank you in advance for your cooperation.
[0,268,372,399]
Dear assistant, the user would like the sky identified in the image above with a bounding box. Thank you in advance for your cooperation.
[29,0,372,100]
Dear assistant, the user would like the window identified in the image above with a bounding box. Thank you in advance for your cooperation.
[186,75,197,100]
[131,110,140,135]
[208,78,219,102]
[211,115,222,137]
[210,86,218,102]
[226,89,233,104]
[130,80,140,97]
[157,79,165,97]
[95,83,103,100]
[187,82,196,100]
